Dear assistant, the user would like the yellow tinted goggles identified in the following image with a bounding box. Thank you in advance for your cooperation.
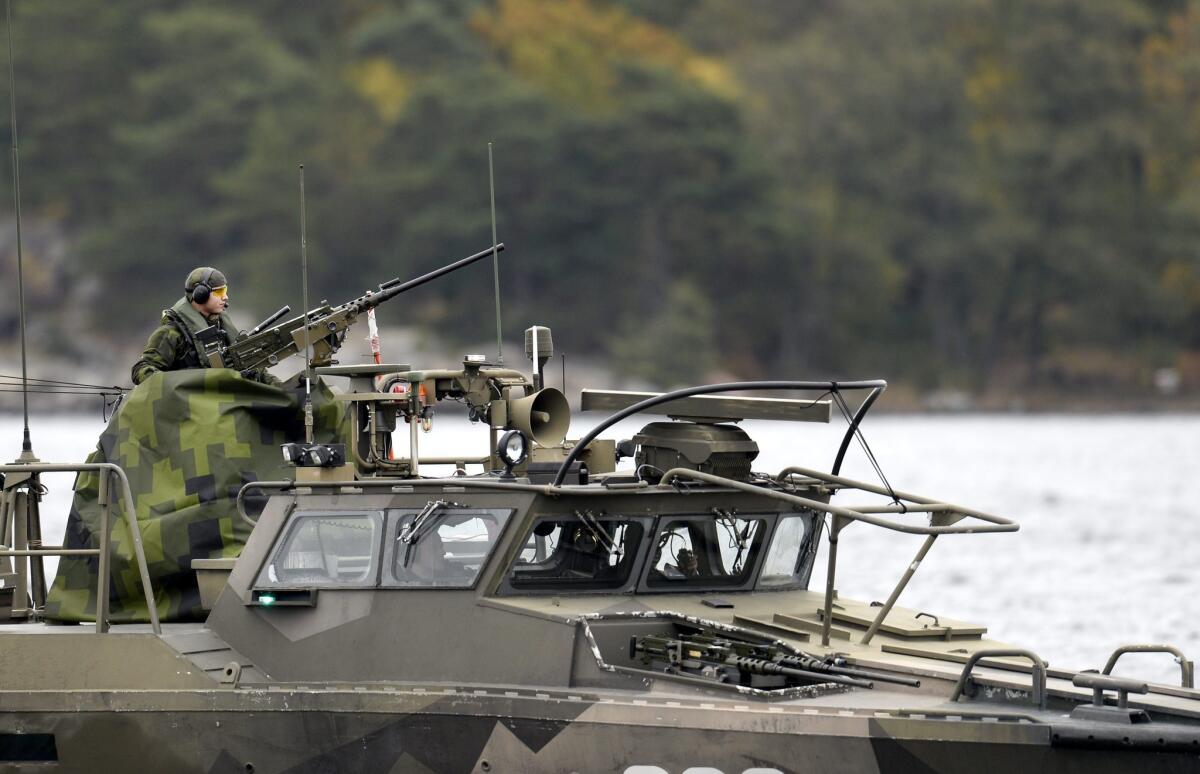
[211,285,228,299]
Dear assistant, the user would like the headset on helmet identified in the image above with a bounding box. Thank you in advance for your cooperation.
[185,267,225,304]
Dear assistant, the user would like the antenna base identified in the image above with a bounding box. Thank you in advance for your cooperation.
[14,448,39,464]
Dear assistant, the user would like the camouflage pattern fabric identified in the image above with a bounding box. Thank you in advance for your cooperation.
[43,368,349,623]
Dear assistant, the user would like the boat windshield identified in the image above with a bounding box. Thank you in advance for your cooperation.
[502,510,820,594]
[254,507,513,590]
[509,516,647,590]
[646,515,767,588]
[385,507,512,588]
[757,512,820,588]
[255,511,384,589]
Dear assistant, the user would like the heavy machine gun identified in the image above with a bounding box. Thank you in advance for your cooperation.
[194,244,505,375]
[630,631,921,691]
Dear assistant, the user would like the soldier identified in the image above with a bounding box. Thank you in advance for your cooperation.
[131,267,276,386]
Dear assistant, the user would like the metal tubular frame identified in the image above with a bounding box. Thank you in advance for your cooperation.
[859,534,937,646]
[0,463,160,634]
[659,467,1018,646]
[1103,644,1195,689]
[951,649,1048,709]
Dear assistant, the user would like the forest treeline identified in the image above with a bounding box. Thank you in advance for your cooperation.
[2,0,1199,396]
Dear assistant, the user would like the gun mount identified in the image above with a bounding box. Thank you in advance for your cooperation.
[317,349,587,481]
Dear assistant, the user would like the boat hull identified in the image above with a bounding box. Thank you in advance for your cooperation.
[1,687,1197,774]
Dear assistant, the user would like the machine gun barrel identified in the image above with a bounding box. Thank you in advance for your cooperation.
[247,305,292,337]
[631,634,875,690]
[729,656,873,689]
[777,655,921,688]
[348,243,506,315]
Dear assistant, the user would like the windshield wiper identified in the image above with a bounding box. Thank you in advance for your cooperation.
[399,499,450,567]
[575,509,621,560]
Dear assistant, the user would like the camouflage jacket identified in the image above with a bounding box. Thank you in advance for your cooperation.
[131,297,243,385]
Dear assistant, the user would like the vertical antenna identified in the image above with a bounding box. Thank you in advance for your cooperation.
[299,164,313,444]
[488,142,503,364]
[6,0,32,459]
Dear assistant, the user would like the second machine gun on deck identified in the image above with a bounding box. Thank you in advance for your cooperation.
[193,244,505,374]
[631,631,921,691]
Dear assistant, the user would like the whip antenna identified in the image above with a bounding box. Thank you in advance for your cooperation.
[299,164,314,444]
[488,142,503,364]
[6,0,32,460]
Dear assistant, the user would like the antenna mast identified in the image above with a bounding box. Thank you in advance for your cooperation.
[6,0,32,460]
[299,164,314,444]
[488,142,503,364]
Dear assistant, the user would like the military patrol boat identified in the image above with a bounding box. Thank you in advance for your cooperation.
[2,306,1200,773]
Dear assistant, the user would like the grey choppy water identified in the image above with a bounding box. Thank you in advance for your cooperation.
[2,412,1197,685]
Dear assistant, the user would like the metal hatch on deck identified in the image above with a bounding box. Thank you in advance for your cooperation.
[814,598,986,639]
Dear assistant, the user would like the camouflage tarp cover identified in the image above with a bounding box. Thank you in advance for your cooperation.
[44,369,348,623]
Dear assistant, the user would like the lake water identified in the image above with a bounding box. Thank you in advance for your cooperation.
[1,411,1197,685]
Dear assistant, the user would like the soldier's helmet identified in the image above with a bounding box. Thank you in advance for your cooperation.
[184,267,227,302]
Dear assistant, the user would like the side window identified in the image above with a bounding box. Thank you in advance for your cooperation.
[646,516,766,588]
[509,517,645,590]
[384,506,511,588]
[255,511,383,588]
[758,513,817,588]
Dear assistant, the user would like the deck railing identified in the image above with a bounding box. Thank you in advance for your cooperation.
[0,462,160,634]
[658,466,1017,647]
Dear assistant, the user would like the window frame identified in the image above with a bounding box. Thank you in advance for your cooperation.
[754,510,822,591]
[637,513,775,593]
[253,509,386,591]
[498,514,655,595]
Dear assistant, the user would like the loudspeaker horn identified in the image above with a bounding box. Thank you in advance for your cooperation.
[507,387,570,447]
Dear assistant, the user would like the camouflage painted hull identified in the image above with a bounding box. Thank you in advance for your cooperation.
[2,686,1198,773]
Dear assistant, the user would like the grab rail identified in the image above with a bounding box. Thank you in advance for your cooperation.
[658,466,1017,647]
[1103,644,1194,689]
[660,468,1017,536]
[952,649,1048,710]
[0,463,161,634]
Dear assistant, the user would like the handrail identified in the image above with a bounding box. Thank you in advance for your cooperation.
[0,462,161,634]
[658,467,1017,648]
[776,466,1015,528]
[660,468,1017,535]
[1103,644,1194,689]
[775,465,1015,647]
[951,649,1048,709]
[557,379,889,487]
[239,466,1017,538]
